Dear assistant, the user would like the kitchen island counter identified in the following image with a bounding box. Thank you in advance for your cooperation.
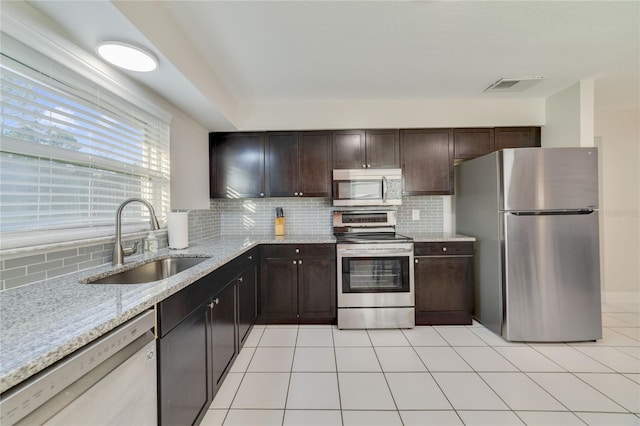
[0,234,334,393]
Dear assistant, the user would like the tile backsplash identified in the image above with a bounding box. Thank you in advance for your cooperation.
[1,196,447,290]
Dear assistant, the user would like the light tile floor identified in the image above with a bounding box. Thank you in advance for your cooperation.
[201,303,640,426]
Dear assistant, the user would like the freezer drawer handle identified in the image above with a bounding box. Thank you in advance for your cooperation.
[510,209,594,216]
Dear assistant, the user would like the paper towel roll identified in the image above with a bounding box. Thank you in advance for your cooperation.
[168,212,189,249]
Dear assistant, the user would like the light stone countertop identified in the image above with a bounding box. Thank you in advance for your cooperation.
[0,232,474,393]
[0,234,334,393]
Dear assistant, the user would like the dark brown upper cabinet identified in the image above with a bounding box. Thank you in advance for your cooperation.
[494,127,541,150]
[210,132,265,198]
[266,131,332,197]
[400,128,453,195]
[454,128,495,160]
[332,129,399,169]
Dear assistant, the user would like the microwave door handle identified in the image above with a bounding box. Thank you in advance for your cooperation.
[382,176,387,203]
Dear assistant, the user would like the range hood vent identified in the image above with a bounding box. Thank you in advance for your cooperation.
[485,77,545,92]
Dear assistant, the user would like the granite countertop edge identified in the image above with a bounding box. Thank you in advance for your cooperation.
[0,232,473,393]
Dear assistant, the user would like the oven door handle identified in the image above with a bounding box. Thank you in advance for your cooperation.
[338,248,413,256]
[382,176,388,204]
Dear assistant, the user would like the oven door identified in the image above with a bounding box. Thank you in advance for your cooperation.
[337,243,414,308]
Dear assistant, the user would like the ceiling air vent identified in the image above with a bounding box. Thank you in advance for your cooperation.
[485,77,545,92]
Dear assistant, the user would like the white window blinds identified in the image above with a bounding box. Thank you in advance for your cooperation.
[0,51,170,250]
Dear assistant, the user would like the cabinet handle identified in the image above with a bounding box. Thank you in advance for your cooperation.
[295,248,300,254]
[247,255,252,260]
[442,247,448,252]
[208,298,219,308]
[415,259,419,264]
[298,260,302,265]
[362,164,366,168]
[299,192,303,196]
[292,260,297,265]
[214,298,219,305]
[238,276,243,282]
[294,192,298,196]
[260,192,264,197]
[367,164,371,168]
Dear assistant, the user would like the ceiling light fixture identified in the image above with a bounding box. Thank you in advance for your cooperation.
[96,41,158,72]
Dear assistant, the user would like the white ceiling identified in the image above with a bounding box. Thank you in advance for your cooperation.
[23,1,640,131]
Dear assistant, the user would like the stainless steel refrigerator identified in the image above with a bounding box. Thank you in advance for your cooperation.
[456,148,602,342]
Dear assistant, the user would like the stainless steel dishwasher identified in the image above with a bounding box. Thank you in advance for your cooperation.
[0,310,156,426]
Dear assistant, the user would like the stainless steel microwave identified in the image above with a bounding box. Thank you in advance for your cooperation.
[332,169,403,206]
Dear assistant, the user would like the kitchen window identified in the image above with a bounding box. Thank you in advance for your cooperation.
[0,42,170,250]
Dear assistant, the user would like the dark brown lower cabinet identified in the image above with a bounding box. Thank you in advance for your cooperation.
[414,242,474,325]
[259,244,336,324]
[237,263,258,346]
[208,282,236,396]
[157,249,258,426]
[158,304,209,426]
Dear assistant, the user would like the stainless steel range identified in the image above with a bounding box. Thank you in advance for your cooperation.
[334,210,415,329]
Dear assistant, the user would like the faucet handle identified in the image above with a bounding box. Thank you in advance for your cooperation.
[123,241,139,257]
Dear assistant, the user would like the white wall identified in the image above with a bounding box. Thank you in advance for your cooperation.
[239,98,545,130]
[594,106,640,300]
[543,80,594,148]
[170,109,210,210]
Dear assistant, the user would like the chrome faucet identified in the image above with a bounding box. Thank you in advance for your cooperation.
[112,198,160,266]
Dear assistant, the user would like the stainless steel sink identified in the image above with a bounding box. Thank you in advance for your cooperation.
[87,257,209,284]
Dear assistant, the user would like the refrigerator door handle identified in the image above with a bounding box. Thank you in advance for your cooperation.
[509,209,595,216]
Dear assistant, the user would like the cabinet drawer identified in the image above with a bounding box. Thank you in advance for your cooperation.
[261,244,335,259]
[414,242,474,256]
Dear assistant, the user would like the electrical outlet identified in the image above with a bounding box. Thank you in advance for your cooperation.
[412,209,420,220]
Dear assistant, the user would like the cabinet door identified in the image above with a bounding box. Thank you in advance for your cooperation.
[414,256,473,325]
[333,130,366,169]
[212,132,265,198]
[366,129,400,168]
[454,128,495,159]
[237,264,258,346]
[494,127,541,150]
[158,306,209,426]
[259,257,299,323]
[209,282,236,396]
[266,132,299,197]
[298,258,336,323]
[400,129,453,195]
[299,131,332,197]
